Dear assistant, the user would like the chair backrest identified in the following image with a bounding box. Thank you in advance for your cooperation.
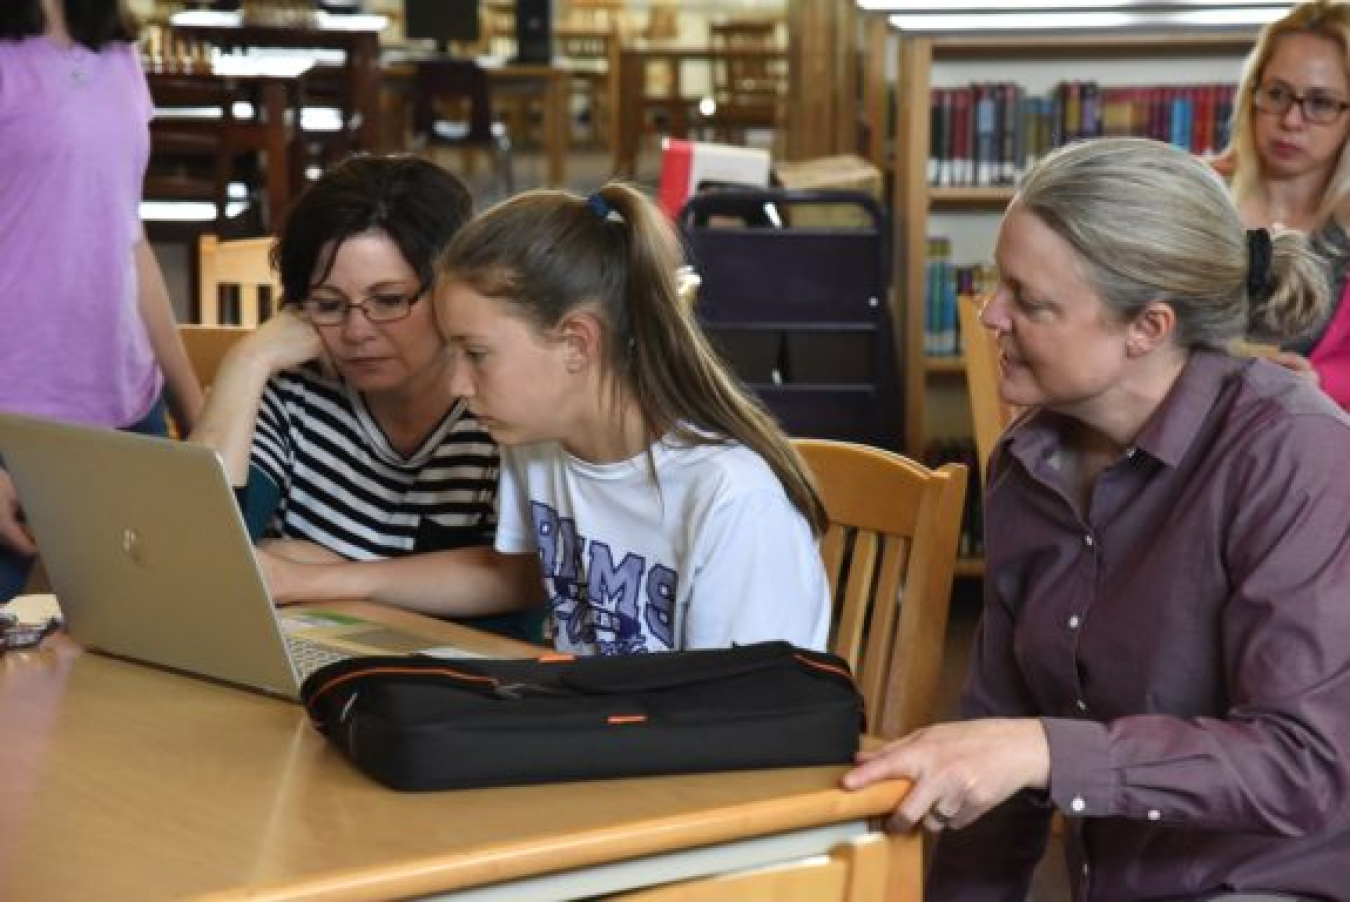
[411,58,496,146]
[196,234,280,327]
[794,438,968,739]
[178,324,253,390]
[956,292,1016,482]
[608,834,904,902]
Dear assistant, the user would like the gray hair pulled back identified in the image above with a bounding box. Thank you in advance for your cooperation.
[1014,137,1328,348]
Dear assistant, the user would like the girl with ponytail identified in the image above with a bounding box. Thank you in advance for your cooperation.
[433,183,830,655]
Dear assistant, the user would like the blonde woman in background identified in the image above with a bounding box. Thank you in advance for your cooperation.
[1223,0,1350,407]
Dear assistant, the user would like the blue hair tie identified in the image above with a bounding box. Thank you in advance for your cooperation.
[586,192,612,220]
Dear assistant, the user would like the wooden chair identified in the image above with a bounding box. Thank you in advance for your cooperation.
[196,233,280,327]
[794,438,968,739]
[555,24,618,149]
[610,834,903,901]
[956,293,1017,482]
[178,324,253,390]
[411,59,515,199]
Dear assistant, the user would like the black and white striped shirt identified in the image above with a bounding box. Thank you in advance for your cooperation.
[250,366,498,560]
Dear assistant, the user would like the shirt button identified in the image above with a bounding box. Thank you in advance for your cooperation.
[1076,698,1088,712]
[1068,615,1081,630]
[1071,796,1086,813]
[1125,446,1137,458]
[1083,534,1094,547]
[1147,809,1161,821]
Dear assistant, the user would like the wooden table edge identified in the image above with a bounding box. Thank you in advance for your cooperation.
[192,778,913,901]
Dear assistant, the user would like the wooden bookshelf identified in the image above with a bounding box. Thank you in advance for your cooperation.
[893,28,1257,462]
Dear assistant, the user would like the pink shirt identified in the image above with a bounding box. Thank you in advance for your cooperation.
[0,36,160,426]
[1310,279,1350,410]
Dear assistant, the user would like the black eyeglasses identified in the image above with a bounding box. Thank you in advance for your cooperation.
[1253,80,1350,125]
[297,286,426,326]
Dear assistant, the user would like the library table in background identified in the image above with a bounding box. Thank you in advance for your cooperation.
[0,599,918,901]
[146,54,314,229]
[169,9,389,154]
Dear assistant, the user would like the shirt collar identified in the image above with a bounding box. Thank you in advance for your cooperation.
[1000,349,1240,471]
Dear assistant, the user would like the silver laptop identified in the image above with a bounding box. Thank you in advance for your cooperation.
[0,411,472,700]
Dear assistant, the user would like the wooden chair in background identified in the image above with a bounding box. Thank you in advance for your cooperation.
[196,233,280,327]
[956,293,1016,483]
[178,324,253,390]
[555,24,618,149]
[411,59,516,199]
[794,438,968,740]
[610,834,905,902]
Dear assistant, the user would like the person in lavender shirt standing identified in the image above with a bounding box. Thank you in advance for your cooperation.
[845,138,1350,900]
[0,0,202,600]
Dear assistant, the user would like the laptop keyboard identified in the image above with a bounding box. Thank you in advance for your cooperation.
[284,633,351,678]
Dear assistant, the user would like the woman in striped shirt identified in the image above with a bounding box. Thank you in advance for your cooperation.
[189,155,542,640]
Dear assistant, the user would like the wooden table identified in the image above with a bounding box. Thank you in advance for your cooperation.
[381,52,570,187]
[0,599,918,901]
[147,54,314,228]
[611,43,787,178]
[169,10,388,154]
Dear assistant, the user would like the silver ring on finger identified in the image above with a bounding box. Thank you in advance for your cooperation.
[931,807,957,828]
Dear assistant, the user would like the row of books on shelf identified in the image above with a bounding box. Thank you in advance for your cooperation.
[924,437,985,560]
[925,237,996,358]
[929,81,1237,188]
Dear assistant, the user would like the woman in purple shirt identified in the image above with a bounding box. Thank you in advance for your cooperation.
[846,138,1350,899]
[0,0,202,599]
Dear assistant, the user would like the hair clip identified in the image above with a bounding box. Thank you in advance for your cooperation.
[586,192,613,221]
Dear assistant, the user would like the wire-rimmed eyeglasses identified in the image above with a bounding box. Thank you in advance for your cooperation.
[1253,80,1350,125]
[296,286,427,326]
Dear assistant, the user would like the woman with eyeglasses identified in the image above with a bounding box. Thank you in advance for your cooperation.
[845,137,1350,900]
[188,155,543,641]
[1222,0,1350,408]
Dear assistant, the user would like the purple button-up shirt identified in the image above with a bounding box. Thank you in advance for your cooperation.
[932,350,1350,901]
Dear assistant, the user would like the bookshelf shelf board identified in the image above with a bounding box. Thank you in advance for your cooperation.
[925,356,968,376]
[928,32,1256,61]
[930,186,1015,210]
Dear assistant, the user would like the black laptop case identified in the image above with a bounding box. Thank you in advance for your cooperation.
[301,641,864,791]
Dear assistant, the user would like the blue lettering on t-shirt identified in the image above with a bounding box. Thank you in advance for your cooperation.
[529,501,678,653]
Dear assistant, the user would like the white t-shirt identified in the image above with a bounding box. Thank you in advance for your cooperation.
[495,435,830,655]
